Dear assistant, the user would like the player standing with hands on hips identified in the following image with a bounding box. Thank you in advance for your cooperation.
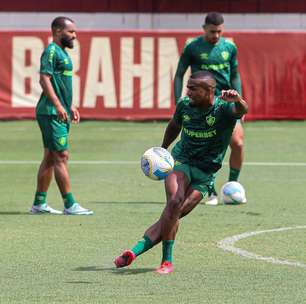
[114,71,248,274]
[30,16,93,215]
[174,12,245,205]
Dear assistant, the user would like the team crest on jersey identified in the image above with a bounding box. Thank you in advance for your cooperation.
[206,115,215,126]
[221,51,229,61]
[58,137,67,146]
[183,115,191,122]
[64,58,69,64]
[200,53,208,60]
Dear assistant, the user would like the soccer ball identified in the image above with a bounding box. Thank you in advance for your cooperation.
[220,181,247,204]
[140,147,174,181]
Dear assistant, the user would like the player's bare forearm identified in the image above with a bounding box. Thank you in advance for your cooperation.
[161,119,182,149]
[220,90,248,116]
[233,96,248,116]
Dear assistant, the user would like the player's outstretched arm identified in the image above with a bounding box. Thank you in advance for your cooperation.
[220,89,248,116]
[161,119,182,149]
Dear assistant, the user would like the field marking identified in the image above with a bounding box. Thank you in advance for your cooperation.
[0,160,305,166]
[0,160,138,165]
[217,226,306,269]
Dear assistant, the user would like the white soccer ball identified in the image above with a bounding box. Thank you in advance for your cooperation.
[220,181,247,204]
[140,147,174,181]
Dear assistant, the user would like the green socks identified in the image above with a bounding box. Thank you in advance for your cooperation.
[63,192,76,209]
[131,235,154,257]
[34,192,77,208]
[130,237,174,262]
[162,240,175,263]
[229,167,241,182]
[33,191,47,206]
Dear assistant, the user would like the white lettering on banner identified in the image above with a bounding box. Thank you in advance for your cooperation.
[120,37,153,108]
[158,38,179,108]
[83,38,116,108]
[67,39,80,107]
[12,37,43,107]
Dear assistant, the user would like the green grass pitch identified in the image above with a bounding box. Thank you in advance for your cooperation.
[1,120,306,303]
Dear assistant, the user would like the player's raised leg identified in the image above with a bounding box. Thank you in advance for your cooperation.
[114,170,188,269]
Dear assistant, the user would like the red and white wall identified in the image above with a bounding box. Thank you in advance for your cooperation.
[1,30,306,120]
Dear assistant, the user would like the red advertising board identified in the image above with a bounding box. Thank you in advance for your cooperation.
[0,30,306,120]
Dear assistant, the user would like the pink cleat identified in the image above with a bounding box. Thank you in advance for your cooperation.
[114,250,136,268]
[155,261,173,274]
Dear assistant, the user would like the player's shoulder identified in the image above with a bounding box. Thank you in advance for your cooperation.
[183,35,203,50]
[221,37,238,50]
[44,42,57,53]
[176,96,190,108]
[42,42,58,58]
[178,96,190,104]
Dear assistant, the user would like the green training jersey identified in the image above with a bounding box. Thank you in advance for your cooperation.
[172,96,241,173]
[36,42,73,116]
[178,36,238,95]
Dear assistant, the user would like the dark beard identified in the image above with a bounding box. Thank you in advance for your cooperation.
[61,37,74,49]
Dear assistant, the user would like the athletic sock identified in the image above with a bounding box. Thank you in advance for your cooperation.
[33,191,47,206]
[63,192,76,209]
[131,235,154,257]
[208,185,217,196]
[162,240,175,263]
[229,167,240,182]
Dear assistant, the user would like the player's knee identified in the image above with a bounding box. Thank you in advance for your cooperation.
[53,150,69,163]
[231,136,244,151]
[167,197,184,217]
[44,151,54,165]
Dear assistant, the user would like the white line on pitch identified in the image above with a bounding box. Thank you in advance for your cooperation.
[0,160,305,166]
[0,160,138,165]
[217,226,306,269]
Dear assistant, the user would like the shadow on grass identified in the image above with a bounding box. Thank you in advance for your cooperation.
[0,211,29,215]
[74,266,155,275]
[90,201,165,205]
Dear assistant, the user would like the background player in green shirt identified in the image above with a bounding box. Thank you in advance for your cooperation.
[114,71,248,274]
[30,16,93,215]
[174,12,244,205]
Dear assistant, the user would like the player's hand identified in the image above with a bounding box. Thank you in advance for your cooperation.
[220,90,242,103]
[56,104,68,122]
[71,106,80,124]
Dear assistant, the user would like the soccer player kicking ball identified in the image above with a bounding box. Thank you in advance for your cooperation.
[114,71,248,274]
[30,17,93,215]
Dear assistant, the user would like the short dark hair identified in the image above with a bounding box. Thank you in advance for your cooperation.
[204,12,224,26]
[191,70,215,81]
[51,16,74,33]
